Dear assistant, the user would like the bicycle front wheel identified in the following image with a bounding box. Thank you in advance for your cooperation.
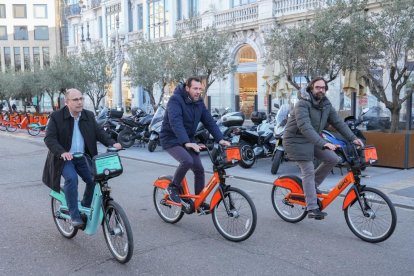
[51,197,78,239]
[153,187,184,223]
[344,187,397,243]
[271,185,307,223]
[102,200,134,263]
[27,125,40,136]
[0,123,6,131]
[212,187,257,242]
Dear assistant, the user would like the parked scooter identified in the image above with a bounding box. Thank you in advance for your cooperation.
[147,104,165,152]
[270,104,290,174]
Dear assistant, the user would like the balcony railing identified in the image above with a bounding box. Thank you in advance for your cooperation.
[214,4,258,28]
[273,0,326,16]
[127,30,143,43]
[176,17,202,32]
[65,4,81,18]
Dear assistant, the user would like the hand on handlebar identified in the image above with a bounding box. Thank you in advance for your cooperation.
[353,138,364,148]
[112,143,123,150]
[61,152,73,161]
[185,142,202,153]
[323,142,339,151]
[219,139,231,147]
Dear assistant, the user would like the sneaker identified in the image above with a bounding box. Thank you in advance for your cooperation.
[167,185,181,204]
[307,208,327,220]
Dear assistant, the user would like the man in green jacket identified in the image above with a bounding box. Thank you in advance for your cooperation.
[283,77,363,220]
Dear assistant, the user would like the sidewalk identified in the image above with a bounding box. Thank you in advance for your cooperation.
[2,129,414,209]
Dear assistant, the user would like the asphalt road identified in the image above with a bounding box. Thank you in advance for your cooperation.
[0,133,413,275]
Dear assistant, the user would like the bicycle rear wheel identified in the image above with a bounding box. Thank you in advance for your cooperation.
[102,200,134,263]
[212,187,257,242]
[0,123,6,131]
[51,197,78,239]
[271,185,307,223]
[27,125,41,136]
[6,123,17,132]
[153,187,184,223]
[344,187,397,243]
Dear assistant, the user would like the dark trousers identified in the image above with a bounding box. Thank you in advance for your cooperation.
[62,156,95,220]
[166,145,205,195]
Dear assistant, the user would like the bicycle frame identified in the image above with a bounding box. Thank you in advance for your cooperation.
[274,145,376,211]
[276,170,358,211]
[154,170,227,212]
[50,183,104,235]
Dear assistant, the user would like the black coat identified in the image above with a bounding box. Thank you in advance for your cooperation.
[42,106,116,192]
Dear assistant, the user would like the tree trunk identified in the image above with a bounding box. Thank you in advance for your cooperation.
[390,108,400,133]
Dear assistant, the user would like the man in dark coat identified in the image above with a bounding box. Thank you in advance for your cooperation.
[283,77,363,220]
[160,77,230,206]
[42,88,121,228]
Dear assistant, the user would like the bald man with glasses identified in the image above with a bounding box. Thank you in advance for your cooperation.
[42,88,122,228]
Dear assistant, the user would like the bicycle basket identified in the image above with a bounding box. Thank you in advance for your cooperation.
[215,146,241,168]
[362,146,378,165]
[92,152,123,181]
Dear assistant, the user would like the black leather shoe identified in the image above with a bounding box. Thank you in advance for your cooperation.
[72,218,85,229]
[308,208,327,220]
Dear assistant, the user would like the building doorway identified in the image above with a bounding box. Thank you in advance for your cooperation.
[235,44,257,118]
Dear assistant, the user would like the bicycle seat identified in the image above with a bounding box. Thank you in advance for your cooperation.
[158,175,173,181]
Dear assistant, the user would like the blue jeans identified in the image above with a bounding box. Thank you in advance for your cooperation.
[62,156,95,221]
[166,145,205,195]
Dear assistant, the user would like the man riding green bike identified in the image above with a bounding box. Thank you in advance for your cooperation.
[42,88,122,229]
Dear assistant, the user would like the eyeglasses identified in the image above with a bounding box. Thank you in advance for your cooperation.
[69,97,84,102]
[314,86,327,91]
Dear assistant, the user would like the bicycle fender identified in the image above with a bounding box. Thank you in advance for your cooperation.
[343,188,357,210]
[273,176,303,193]
[154,179,170,189]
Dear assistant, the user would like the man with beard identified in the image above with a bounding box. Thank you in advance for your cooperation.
[160,77,230,210]
[283,77,364,220]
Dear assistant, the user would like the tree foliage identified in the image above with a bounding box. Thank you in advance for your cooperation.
[175,26,235,95]
[127,37,181,109]
[79,44,114,113]
[266,0,414,132]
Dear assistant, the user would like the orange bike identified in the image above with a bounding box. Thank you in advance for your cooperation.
[271,144,397,243]
[153,144,257,242]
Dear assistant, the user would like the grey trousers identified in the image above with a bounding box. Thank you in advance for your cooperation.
[296,147,341,210]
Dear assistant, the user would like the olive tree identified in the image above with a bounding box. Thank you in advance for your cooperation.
[175,26,235,96]
[127,38,182,110]
[79,44,114,113]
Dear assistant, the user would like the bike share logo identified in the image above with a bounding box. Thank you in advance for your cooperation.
[337,179,348,190]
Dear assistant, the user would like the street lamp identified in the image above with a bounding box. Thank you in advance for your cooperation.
[110,14,125,110]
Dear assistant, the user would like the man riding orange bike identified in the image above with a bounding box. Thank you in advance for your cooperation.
[160,77,230,209]
[283,77,364,220]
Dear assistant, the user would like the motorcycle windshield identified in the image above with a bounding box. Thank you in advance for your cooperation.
[275,104,290,126]
[149,105,165,128]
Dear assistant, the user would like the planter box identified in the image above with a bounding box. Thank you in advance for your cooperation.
[363,130,414,169]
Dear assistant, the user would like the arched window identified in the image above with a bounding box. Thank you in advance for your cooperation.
[236,45,257,64]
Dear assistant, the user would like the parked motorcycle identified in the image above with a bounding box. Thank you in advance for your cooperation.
[96,107,123,141]
[117,109,153,148]
[147,104,165,152]
[270,104,290,174]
